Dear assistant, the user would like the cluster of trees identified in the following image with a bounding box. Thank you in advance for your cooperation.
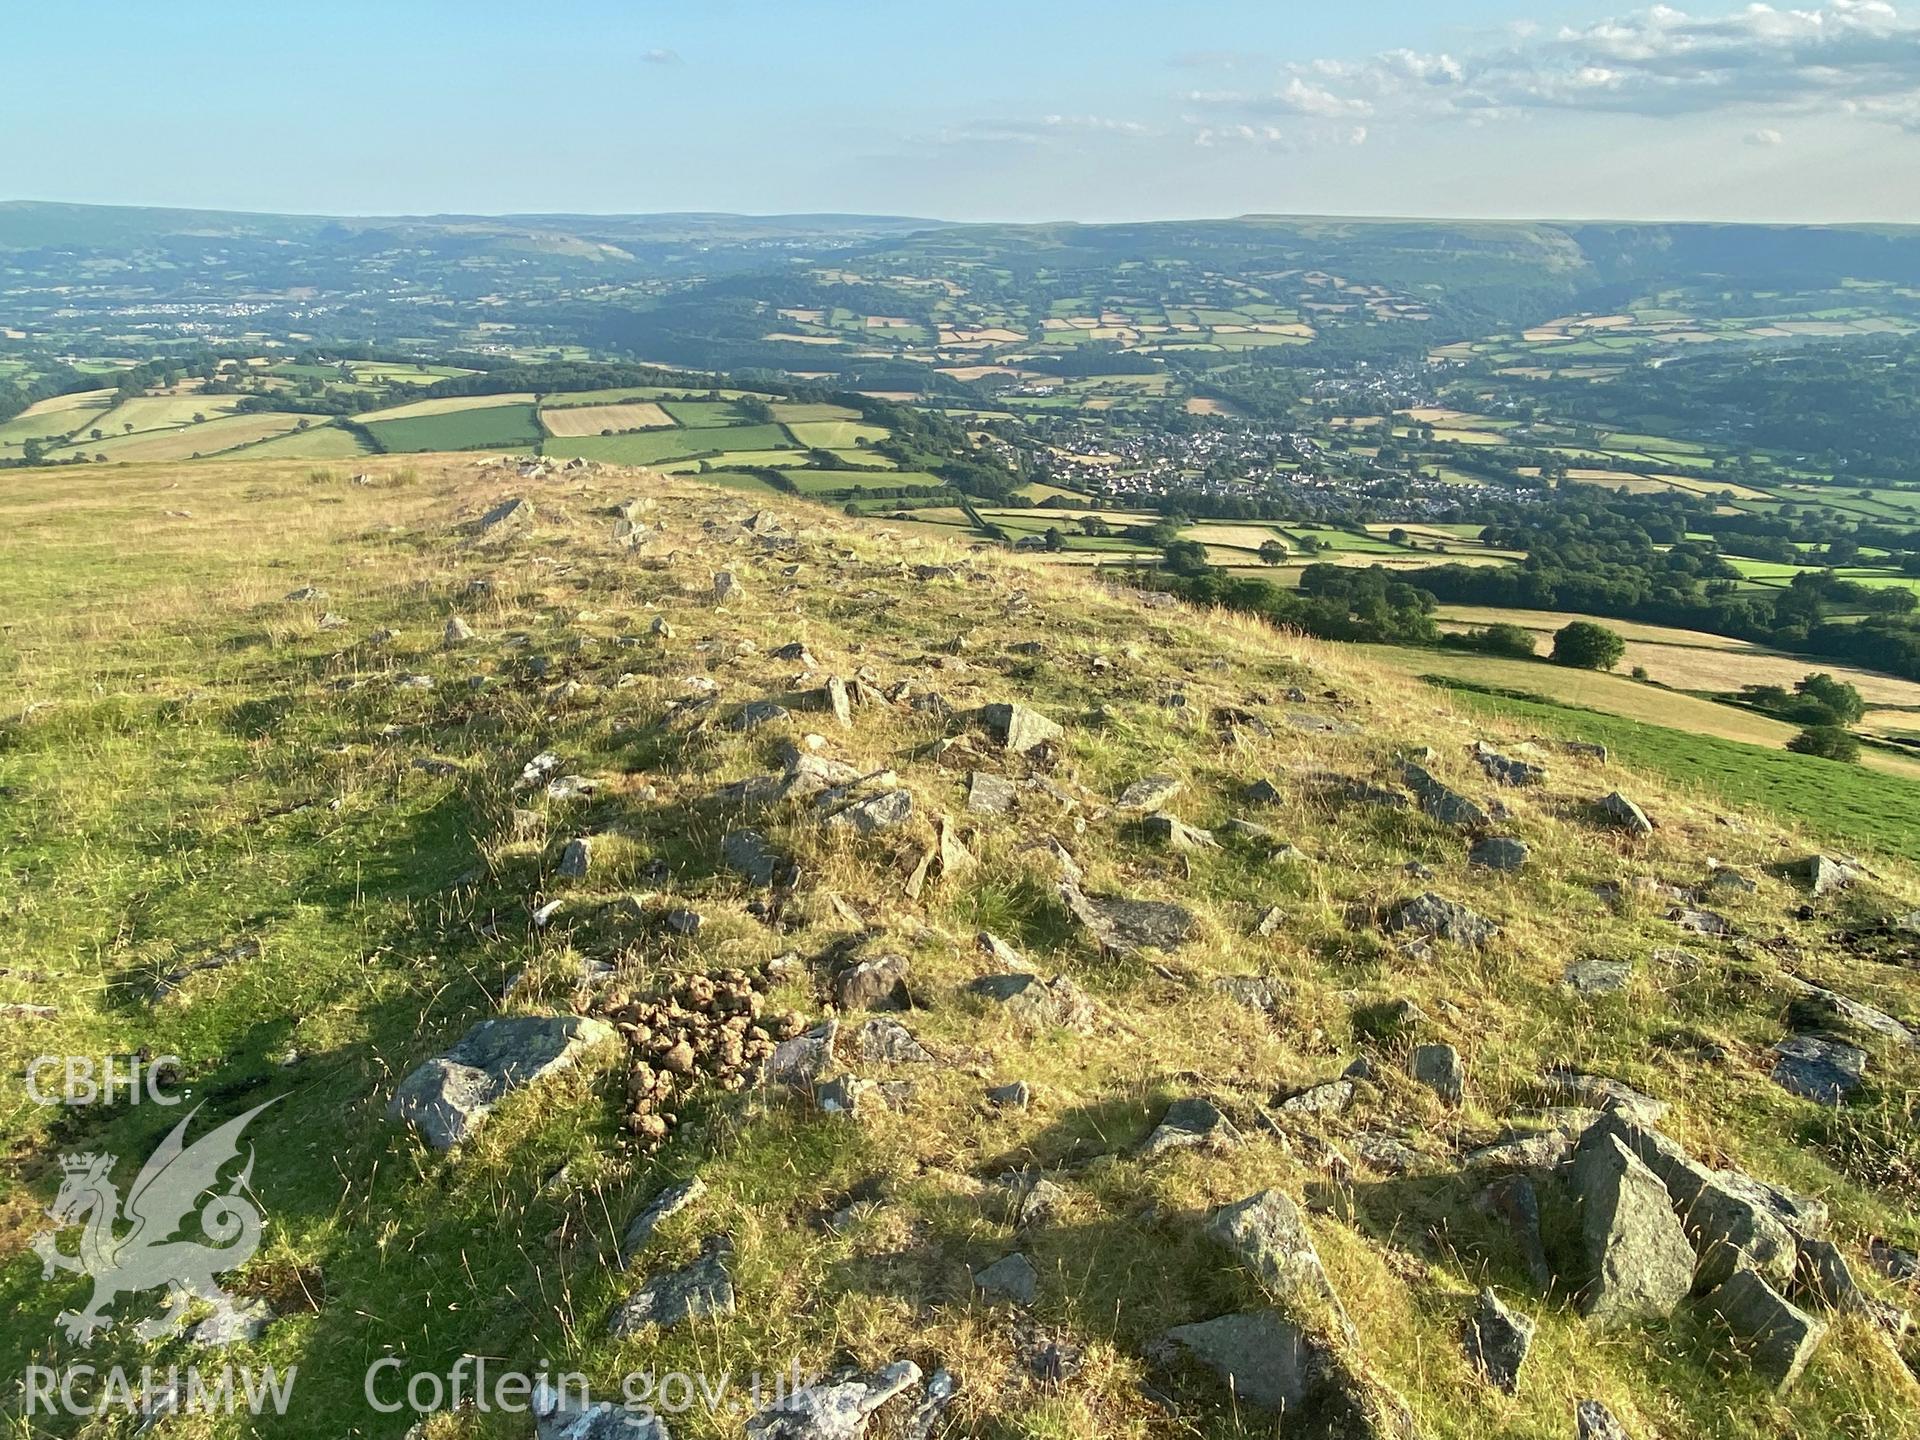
[1145,563,1438,646]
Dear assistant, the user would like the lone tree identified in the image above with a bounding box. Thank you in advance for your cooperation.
[1788,725,1861,763]
[1258,539,1287,566]
[1552,620,1626,671]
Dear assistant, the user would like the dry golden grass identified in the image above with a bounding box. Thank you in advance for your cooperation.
[7,455,1920,1438]
[539,401,675,436]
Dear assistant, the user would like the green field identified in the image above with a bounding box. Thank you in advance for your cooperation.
[543,423,793,465]
[1433,679,1920,860]
[780,467,945,494]
[363,403,544,453]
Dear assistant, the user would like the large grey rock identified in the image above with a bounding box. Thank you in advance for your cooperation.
[1462,1288,1534,1393]
[834,953,910,1012]
[558,837,593,878]
[388,1016,613,1149]
[1782,974,1916,1047]
[974,1252,1038,1304]
[965,771,1017,815]
[979,702,1063,755]
[1140,1096,1238,1157]
[744,1359,921,1440]
[1385,892,1499,949]
[722,829,792,887]
[1401,764,1491,830]
[1161,1311,1315,1413]
[188,1297,272,1347]
[1799,854,1860,897]
[824,788,914,835]
[727,699,791,732]
[1116,774,1184,810]
[1709,1268,1827,1391]
[971,973,1094,1033]
[1275,1079,1354,1115]
[1205,1190,1348,1330]
[608,1237,735,1335]
[1470,836,1530,872]
[1570,1130,1695,1326]
[1797,1235,1911,1335]
[1771,1033,1867,1104]
[1472,744,1547,788]
[620,1177,706,1265]
[1565,957,1633,995]
[1058,880,1195,954]
[1598,792,1654,836]
[1411,1043,1465,1105]
[850,1017,933,1065]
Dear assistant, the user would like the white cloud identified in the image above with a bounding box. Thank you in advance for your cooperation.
[641,48,681,66]
[1747,126,1785,144]
[1195,2,1920,136]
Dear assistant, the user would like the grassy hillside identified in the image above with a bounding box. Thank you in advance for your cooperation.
[3,456,1919,1438]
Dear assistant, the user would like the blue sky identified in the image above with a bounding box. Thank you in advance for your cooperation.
[5,1,1917,221]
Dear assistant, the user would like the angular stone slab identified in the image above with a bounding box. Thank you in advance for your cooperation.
[388,1015,613,1149]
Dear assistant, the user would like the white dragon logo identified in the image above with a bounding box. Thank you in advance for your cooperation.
[30,1101,274,1346]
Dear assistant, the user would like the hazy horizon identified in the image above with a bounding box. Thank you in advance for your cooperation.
[8,0,1920,225]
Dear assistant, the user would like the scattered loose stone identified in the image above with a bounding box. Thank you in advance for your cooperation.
[1058,880,1196,954]
[1570,1129,1695,1327]
[722,829,793,888]
[971,972,1094,1033]
[1242,777,1283,806]
[620,1177,706,1264]
[1205,1189,1349,1327]
[1770,1033,1867,1104]
[443,616,475,646]
[1402,763,1491,830]
[1709,1268,1827,1390]
[1161,1311,1314,1413]
[974,1252,1038,1304]
[1462,1288,1534,1393]
[1142,811,1217,850]
[988,1080,1031,1110]
[978,701,1062,755]
[388,1016,614,1149]
[1782,974,1916,1046]
[1470,836,1530,872]
[1598,792,1654,836]
[558,837,593,878]
[476,497,533,534]
[965,771,1017,815]
[1799,854,1860,897]
[833,953,910,1012]
[608,1237,736,1335]
[1276,1079,1355,1115]
[728,699,791,732]
[1215,975,1283,1012]
[1472,743,1547,788]
[1002,1172,1068,1228]
[1386,892,1499,949]
[1565,956,1633,995]
[1411,1044,1465,1105]
[189,1298,272,1347]
[712,570,745,603]
[1576,1399,1630,1440]
[743,1359,921,1440]
[1140,1096,1238,1157]
[824,787,914,835]
[850,1016,932,1064]
[533,1383,669,1440]
[1116,774,1184,810]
